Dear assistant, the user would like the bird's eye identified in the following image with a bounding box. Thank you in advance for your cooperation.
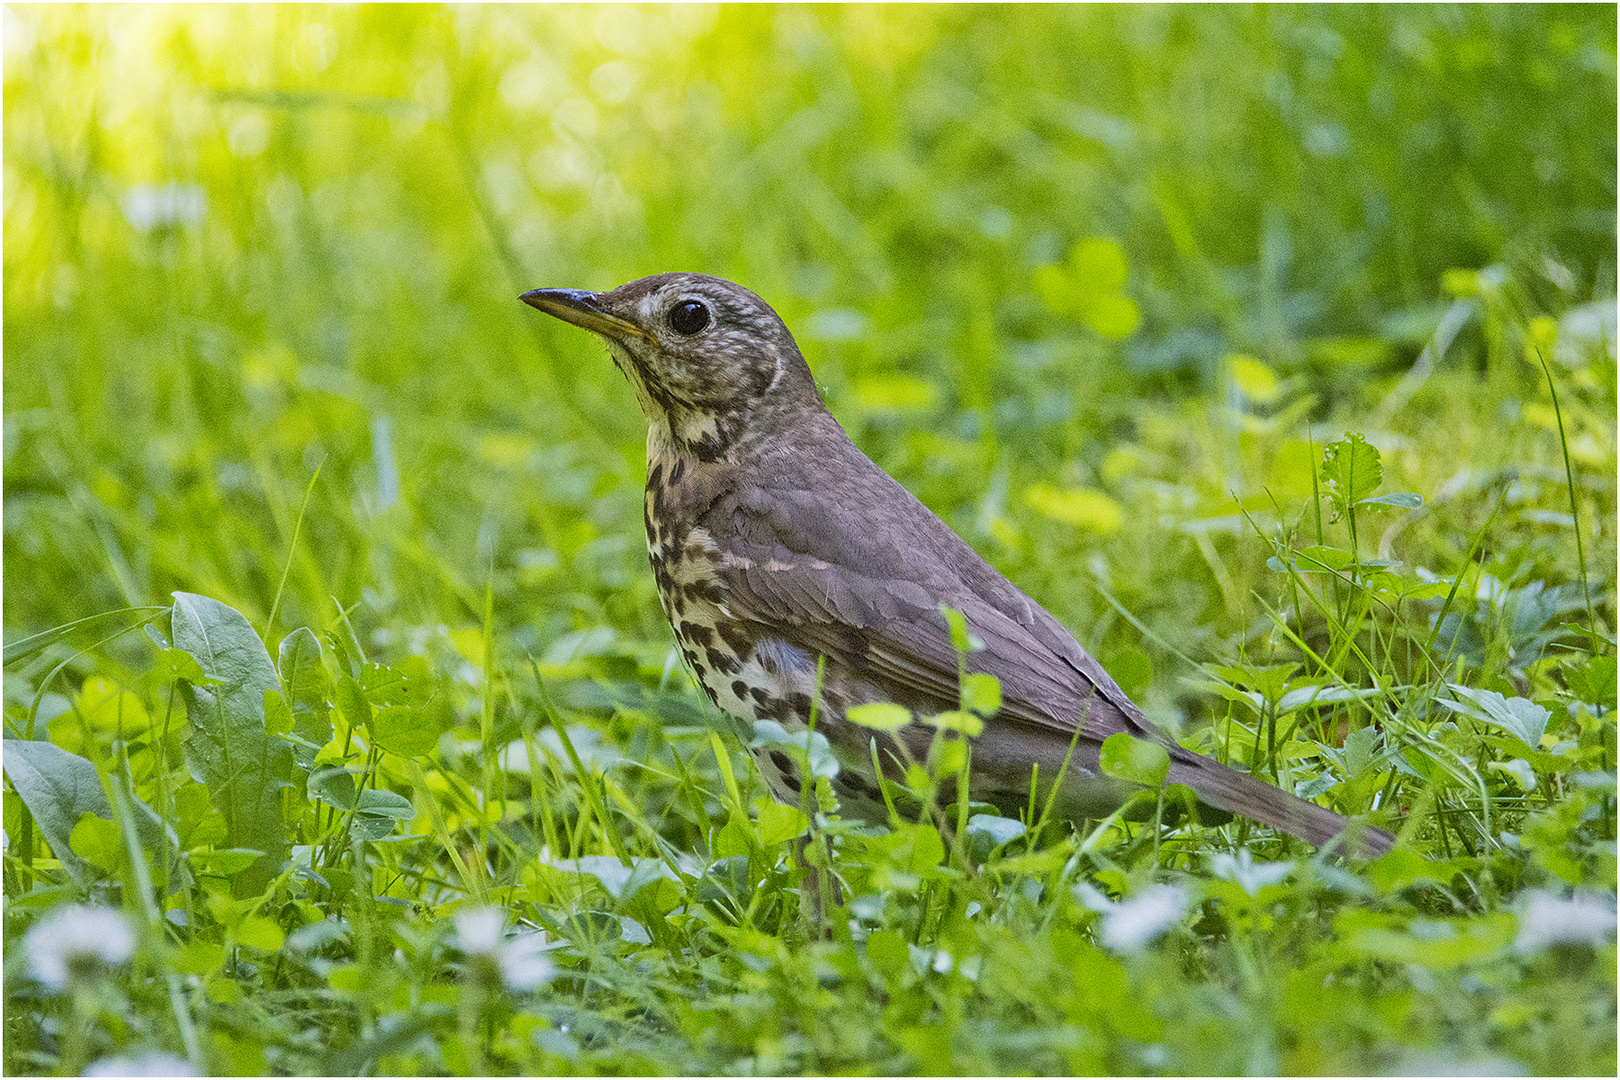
[668,299,711,336]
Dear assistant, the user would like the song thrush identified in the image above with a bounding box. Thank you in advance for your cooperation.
[522,273,1394,858]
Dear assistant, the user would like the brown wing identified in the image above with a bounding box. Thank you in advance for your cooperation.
[710,441,1201,770]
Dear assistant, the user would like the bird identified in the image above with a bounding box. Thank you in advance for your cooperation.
[521,272,1395,859]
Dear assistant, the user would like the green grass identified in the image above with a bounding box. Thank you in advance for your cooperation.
[4,5,1616,1075]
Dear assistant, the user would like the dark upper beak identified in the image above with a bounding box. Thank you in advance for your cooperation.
[520,288,652,342]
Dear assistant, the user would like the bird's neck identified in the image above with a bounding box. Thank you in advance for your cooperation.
[646,384,828,469]
[646,404,746,464]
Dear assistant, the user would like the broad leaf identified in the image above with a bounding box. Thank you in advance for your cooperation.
[370,706,438,757]
[1438,684,1551,750]
[1098,732,1170,786]
[1355,492,1423,510]
[172,592,294,897]
[278,628,332,770]
[2,738,111,883]
[755,800,810,847]
[551,854,674,901]
[965,813,1027,862]
[961,672,1002,716]
[353,788,416,840]
[846,702,912,733]
[3,741,185,891]
[1321,433,1382,514]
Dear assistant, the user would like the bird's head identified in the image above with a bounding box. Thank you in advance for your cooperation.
[522,272,820,462]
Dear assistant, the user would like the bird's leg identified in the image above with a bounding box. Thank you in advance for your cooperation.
[794,830,842,935]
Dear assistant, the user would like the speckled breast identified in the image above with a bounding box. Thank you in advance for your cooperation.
[642,460,894,819]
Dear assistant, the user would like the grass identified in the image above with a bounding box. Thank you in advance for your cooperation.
[4,5,1616,1075]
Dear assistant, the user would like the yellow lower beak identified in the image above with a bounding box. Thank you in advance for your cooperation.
[520,288,652,343]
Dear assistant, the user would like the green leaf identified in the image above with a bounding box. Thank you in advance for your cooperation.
[68,811,124,872]
[961,672,1002,716]
[1565,653,1617,709]
[190,848,266,875]
[1098,732,1170,786]
[1078,293,1142,340]
[335,675,372,730]
[888,820,947,874]
[157,647,219,686]
[278,628,332,771]
[1320,432,1382,511]
[846,702,912,733]
[1276,684,1381,714]
[236,914,286,952]
[755,800,810,847]
[1068,236,1129,290]
[965,813,1026,861]
[1487,758,1537,792]
[1438,684,1551,749]
[352,788,415,840]
[309,767,358,811]
[1355,492,1423,510]
[370,706,438,757]
[2,738,111,883]
[1034,238,1142,340]
[1341,725,1382,781]
[172,592,294,897]
[359,659,425,706]
[929,736,969,778]
[923,709,985,737]
[552,854,674,901]
[264,689,294,739]
[939,605,985,654]
[356,788,415,819]
[1342,913,1515,969]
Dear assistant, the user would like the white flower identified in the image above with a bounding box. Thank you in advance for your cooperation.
[1514,890,1616,953]
[24,905,137,990]
[454,906,555,991]
[83,1051,197,1077]
[494,930,555,991]
[453,906,506,954]
[1207,850,1294,896]
[1100,884,1190,953]
[120,183,207,231]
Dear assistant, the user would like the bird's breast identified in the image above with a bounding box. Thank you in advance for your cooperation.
[644,454,816,729]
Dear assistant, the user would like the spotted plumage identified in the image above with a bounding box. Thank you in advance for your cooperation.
[522,273,1395,857]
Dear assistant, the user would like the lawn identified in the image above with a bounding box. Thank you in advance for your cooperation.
[4,5,1616,1075]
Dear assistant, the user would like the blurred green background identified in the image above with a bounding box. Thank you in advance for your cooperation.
[4,10,1616,1073]
[5,3,1615,696]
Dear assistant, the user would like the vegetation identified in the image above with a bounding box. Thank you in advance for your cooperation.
[5,5,1615,1075]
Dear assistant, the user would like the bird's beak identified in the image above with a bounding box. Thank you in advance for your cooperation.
[520,288,653,343]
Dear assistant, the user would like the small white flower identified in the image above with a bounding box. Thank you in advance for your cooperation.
[495,930,556,991]
[454,906,555,991]
[24,905,137,990]
[1100,884,1190,953]
[120,183,207,231]
[453,906,506,954]
[1208,850,1294,896]
[83,1051,198,1077]
[1514,890,1616,953]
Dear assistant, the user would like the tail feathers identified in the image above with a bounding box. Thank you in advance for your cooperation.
[1167,757,1395,858]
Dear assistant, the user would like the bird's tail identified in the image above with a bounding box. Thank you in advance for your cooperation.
[1167,756,1395,858]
